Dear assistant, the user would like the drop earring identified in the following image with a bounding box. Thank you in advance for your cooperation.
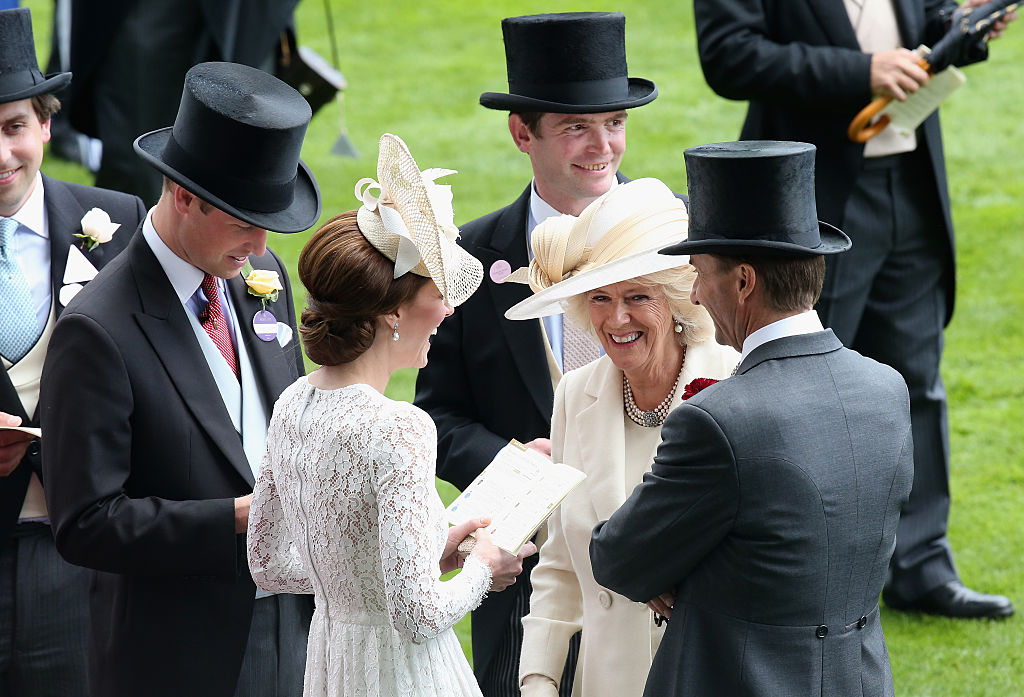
[674,320,683,333]
[392,321,400,341]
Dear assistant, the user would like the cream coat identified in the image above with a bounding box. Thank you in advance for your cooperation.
[520,341,738,697]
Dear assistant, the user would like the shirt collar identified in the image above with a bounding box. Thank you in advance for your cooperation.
[141,207,205,306]
[11,171,48,240]
[740,310,824,364]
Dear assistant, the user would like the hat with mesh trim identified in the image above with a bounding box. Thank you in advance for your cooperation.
[354,134,483,307]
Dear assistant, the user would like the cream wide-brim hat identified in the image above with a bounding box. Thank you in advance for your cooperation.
[355,134,483,306]
[504,178,691,320]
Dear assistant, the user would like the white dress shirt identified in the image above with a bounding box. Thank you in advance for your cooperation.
[740,310,825,365]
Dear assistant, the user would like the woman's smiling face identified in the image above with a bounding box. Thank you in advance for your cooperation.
[585,279,677,377]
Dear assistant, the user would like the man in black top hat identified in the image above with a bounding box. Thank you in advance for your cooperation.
[693,0,1015,619]
[39,62,319,697]
[592,140,913,697]
[415,11,660,697]
[0,8,145,695]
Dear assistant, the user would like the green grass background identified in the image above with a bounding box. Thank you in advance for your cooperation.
[24,1,1024,693]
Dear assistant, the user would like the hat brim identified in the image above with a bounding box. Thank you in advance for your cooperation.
[505,246,690,320]
[659,221,852,257]
[133,127,321,234]
[0,72,71,105]
[480,78,657,113]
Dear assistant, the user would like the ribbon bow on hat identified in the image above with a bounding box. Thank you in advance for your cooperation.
[503,178,695,320]
[355,134,483,306]
[354,168,457,278]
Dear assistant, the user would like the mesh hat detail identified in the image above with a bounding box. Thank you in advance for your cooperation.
[504,178,691,320]
[355,134,483,307]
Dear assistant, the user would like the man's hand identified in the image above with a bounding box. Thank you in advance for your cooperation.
[234,494,252,533]
[871,48,931,100]
[471,527,538,592]
[441,516,490,574]
[646,588,676,620]
[960,0,1018,40]
[0,412,33,477]
[524,437,552,458]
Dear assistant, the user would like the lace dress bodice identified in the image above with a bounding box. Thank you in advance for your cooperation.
[248,378,490,696]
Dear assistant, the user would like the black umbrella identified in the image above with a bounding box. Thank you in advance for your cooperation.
[848,0,1019,142]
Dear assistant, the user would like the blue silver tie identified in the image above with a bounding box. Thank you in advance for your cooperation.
[0,217,40,363]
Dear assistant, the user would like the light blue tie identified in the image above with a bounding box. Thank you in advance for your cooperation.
[0,217,40,363]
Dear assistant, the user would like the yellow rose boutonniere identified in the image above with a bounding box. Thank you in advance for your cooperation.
[242,261,283,310]
[74,208,121,251]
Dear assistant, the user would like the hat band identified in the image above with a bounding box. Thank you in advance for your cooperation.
[0,68,46,96]
[691,225,821,247]
[507,76,629,106]
[161,136,296,214]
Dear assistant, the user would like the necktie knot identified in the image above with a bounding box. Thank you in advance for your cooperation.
[199,273,221,327]
[0,218,17,254]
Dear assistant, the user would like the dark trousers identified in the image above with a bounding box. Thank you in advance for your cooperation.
[0,523,91,697]
[818,150,958,601]
[233,593,313,697]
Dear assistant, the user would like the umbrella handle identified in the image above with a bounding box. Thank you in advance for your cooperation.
[847,57,932,143]
[848,96,894,142]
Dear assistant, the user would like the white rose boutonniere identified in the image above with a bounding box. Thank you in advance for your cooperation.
[75,208,121,251]
[242,261,283,310]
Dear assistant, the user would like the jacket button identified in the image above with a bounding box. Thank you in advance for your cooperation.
[27,441,40,457]
[857,615,868,629]
[598,590,612,609]
[815,625,828,639]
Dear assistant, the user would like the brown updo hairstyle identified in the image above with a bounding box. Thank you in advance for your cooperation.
[298,210,429,366]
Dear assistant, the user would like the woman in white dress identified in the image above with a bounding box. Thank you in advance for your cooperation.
[247,134,535,697]
[502,179,738,696]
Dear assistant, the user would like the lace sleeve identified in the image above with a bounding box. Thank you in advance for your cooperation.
[376,404,491,644]
[247,441,313,594]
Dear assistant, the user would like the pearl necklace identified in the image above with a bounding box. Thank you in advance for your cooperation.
[622,348,686,428]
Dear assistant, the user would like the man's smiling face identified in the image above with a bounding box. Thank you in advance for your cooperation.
[0,99,50,218]
[513,110,627,216]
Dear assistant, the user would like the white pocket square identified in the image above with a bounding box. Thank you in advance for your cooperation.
[63,244,99,284]
[59,283,84,307]
[276,323,293,348]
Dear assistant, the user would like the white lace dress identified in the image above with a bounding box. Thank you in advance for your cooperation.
[248,378,491,697]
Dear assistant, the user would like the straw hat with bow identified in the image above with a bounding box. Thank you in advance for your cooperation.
[354,134,483,307]
[504,178,692,320]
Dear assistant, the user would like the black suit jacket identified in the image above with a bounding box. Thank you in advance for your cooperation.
[39,231,305,697]
[694,0,970,324]
[0,176,145,549]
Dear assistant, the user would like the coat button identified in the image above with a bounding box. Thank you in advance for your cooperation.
[857,615,868,629]
[27,441,40,457]
[815,625,828,639]
[598,590,613,609]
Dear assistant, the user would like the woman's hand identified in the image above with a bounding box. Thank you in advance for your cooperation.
[470,527,538,591]
[440,517,490,574]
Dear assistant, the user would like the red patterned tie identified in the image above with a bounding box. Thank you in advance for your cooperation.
[199,273,239,379]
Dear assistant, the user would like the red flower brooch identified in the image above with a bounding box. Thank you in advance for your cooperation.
[682,378,719,401]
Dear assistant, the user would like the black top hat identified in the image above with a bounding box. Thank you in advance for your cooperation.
[661,141,851,257]
[480,12,657,114]
[0,8,71,104]
[134,62,321,234]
